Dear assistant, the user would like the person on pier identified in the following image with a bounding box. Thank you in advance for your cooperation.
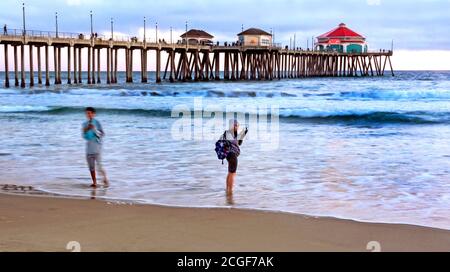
[3,24,7,35]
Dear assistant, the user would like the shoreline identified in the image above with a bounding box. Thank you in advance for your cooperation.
[1,189,450,252]
[0,184,450,232]
[3,183,449,232]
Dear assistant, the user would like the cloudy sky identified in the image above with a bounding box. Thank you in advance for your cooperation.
[1,0,450,70]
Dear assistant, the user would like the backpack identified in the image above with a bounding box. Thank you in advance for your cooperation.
[215,132,230,164]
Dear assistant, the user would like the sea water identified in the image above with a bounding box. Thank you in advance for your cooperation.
[0,71,449,230]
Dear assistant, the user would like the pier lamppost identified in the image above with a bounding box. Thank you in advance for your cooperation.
[143,17,146,42]
[55,12,59,38]
[90,10,93,37]
[185,21,188,47]
[155,22,158,43]
[110,17,114,40]
[270,28,273,46]
[294,33,296,50]
[170,27,173,44]
[273,30,275,46]
[22,2,26,36]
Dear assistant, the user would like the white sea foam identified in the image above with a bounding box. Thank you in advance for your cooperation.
[0,105,51,112]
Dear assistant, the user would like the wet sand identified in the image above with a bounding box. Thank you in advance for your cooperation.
[1,192,450,252]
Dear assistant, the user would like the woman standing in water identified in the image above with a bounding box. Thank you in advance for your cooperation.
[220,120,248,196]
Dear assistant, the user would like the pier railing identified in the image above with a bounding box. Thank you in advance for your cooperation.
[2,28,135,42]
[0,29,393,55]
[3,28,81,39]
[1,28,287,50]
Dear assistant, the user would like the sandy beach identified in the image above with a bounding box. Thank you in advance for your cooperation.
[1,192,450,252]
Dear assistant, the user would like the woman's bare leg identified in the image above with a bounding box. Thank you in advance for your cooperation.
[226,173,236,195]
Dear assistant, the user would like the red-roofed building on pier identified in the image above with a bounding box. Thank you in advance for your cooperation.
[315,23,368,53]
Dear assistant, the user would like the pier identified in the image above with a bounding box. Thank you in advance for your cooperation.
[0,29,394,88]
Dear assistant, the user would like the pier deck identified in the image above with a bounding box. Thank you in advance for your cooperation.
[1,31,394,88]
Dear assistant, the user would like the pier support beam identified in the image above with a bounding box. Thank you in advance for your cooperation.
[73,47,78,84]
[142,49,148,83]
[78,48,82,83]
[29,45,34,87]
[67,46,71,84]
[224,52,229,80]
[97,48,101,84]
[57,47,62,84]
[114,49,118,83]
[170,50,175,82]
[4,44,9,88]
[388,56,394,77]
[53,46,58,85]
[92,47,96,84]
[87,47,92,84]
[45,45,50,86]
[126,49,133,83]
[110,48,115,83]
[13,46,19,86]
[20,45,25,88]
[130,49,134,83]
[156,49,161,83]
[214,52,220,80]
[107,48,111,84]
[37,46,42,85]
[125,48,129,82]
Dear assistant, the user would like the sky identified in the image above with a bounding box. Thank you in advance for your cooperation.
[1,0,450,70]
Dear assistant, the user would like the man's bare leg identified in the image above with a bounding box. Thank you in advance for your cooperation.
[90,171,97,187]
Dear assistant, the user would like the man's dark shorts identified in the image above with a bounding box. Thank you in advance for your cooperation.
[226,153,238,173]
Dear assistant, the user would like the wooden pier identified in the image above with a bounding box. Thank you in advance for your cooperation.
[0,30,394,88]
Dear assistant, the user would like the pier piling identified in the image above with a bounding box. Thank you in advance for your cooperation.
[37,46,42,85]
[3,44,9,88]
[20,45,25,88]
[73,47,78,84]
[78,48,82,83]
[45,45,50,86]
[96,48,101,84]
[13,45,19,87]
[107,47,111,84]
[67,46,71,84]
[29,45,34,86]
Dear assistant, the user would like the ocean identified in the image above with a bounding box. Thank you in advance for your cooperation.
[1,71,449,230]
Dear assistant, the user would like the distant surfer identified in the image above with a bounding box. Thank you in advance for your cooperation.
[82,107,109,188]
[218,120,248,196]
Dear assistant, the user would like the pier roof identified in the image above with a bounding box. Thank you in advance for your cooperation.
[318,23,364,39]
[238,28,272,36]
[180,29,214,39]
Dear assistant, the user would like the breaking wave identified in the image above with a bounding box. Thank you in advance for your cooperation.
[2,105,448,124]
